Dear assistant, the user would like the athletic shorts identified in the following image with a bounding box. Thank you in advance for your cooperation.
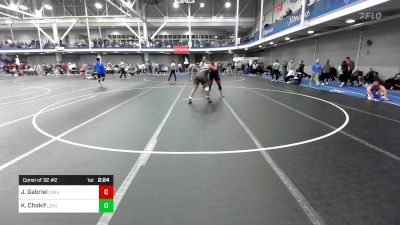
[209,71,221,81]
[193,70,209,87]
[373,92,382,100]
[98,73,105,78]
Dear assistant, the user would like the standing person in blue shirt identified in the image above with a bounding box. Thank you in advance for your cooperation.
[95,56,106,87]
[310,59,322,86]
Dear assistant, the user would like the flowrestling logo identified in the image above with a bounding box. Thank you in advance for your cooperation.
[359,11,383,20]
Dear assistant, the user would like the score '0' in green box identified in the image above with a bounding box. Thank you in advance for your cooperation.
[99,199,114,213]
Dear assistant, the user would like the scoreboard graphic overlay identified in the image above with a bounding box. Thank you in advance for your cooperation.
[19,175,113,213]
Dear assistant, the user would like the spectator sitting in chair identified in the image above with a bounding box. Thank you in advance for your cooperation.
[351,70,364,86]
[384,73,400,90]
[285,59,296,83]
[364,68,379,86]
[367,80,389,101]
[328,67,338,82]
[285,8,293,17]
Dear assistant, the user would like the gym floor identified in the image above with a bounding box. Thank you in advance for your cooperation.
[0,75,399,225]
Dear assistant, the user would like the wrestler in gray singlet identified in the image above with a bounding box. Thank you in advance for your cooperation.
[193,70,209,87]
[193,61,210,87]
[188,57,215,104]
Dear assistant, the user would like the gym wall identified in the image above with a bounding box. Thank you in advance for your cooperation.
[248,18,400,79]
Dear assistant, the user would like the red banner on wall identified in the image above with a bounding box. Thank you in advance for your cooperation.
[275,2,282,12]
[173,45,189,54]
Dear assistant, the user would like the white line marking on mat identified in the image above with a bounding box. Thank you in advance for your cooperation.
[253,90,400,162]
[0,89,45,100]
[0,86,93,109]
[302,84,400,107]
[253,83,400,160]
[0,95,97,172]
[222,97,326,225]
[0,87,51,106]
[97,86,185,225]
[0,83,143,127]
[335,103,400,124]
[260,83,400,124]
[0,95,97,129]
[32,87,348,155]
[0,88,153,172]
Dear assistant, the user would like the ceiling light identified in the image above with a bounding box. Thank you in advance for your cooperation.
[285,37,291,41]
[307,30,315,34]
[225,2,231,8]
[10,2,17,10]
[19,5,28,10]
[245,48,248,50]
[346,19,356,24]
[200,2,205,8]
[259,45,263,48]
[173,2,179,8]
[95,2,102,9]
[269,41,274,45]
[35,9,43,17]
[43,4,52,10]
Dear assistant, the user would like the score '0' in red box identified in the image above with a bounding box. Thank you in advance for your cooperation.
[99,185,114,199]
